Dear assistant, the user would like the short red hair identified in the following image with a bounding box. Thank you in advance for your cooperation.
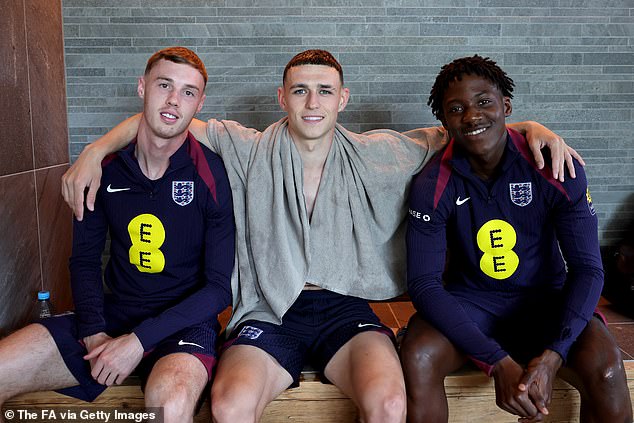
[144,46,207,87]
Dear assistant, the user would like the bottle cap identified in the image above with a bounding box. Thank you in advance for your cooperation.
[38,291,50,300]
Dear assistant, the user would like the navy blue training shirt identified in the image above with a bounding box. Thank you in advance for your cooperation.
[70,133,235,350]
[407,128,603,373]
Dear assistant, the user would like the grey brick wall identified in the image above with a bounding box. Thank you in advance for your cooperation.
[62,0,633,246]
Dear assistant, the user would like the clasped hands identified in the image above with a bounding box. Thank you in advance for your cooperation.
[82,332,144,386]
[492,350,563,423]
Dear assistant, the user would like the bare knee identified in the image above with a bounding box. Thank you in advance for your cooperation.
[210,382,258,423]
[211,346,292,423]
[590,359,632,420]
[146,382,197,423]
[402,341,441,378]
[571,341,632,421]
[400,330,457,384]
[360,386,406,423]
[145,381,198,422]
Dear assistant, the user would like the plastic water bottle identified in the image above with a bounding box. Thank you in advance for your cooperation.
[36,290,54,319]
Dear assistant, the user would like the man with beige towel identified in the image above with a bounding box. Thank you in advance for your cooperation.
[61,49,578,422]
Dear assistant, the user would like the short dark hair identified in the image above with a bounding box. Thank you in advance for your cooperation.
[283,49,344,85]
[144,46,208,87]
[428,55,514,119]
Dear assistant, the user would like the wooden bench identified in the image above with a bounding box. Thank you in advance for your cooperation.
[5,361,634,422]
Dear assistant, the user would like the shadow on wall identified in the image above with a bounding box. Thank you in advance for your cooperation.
[604,192,634,247]
[602,192,634,317]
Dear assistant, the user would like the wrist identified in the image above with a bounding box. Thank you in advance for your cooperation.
[83,332,107,348]
[83,331,106,340]
[129,332,141,344]
[508,120,535,134]
[491,354,512,376]
[130,331,147,352]
[84,140,110,161]
[541,349,564,369]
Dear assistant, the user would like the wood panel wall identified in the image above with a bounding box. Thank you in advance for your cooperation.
[0,0,72,336]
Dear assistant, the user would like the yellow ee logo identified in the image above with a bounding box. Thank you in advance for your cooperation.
[476,219,519,280]
[128,214,166,273]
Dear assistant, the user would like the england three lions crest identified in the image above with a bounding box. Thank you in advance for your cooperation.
[509,182,532,207]
[172,181,194,206]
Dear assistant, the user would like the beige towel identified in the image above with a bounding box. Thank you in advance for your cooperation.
[206,117,445,332]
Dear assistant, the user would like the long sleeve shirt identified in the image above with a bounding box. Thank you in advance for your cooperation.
[407,128,603,373]
[69,133,235,350]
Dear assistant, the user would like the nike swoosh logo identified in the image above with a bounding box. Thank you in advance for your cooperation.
[456,196,470,206]
[106,184,130,193]
[358,323,382,328]
[178,340,204,349]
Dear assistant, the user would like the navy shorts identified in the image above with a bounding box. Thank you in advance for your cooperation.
[452,290,605,364]
[39,311,219,402]
[225,290,394,387]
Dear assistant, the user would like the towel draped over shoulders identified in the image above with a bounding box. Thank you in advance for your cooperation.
[206,117,444,332]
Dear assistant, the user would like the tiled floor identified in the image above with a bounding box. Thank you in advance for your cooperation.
[597,297,634,360]
[219,296,634,361]
[370,301,415,332]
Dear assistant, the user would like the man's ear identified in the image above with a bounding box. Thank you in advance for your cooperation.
[338,87,350,112]
[439,114,448,130]
[277,86,287,111]
[137,77,145,99]
[504,96,513,117]
[196,94,206,114]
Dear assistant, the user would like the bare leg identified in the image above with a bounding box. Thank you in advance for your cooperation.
[560,317,632,423]
[0,323,79,420]
[325,331,406,423]
[144,353,208,423]
[210,345,292,423]
[399,314,466,423]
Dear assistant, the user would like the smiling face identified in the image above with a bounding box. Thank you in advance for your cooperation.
[137,59,206,142]
[277,64,350,146]
[440,74,512,163]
